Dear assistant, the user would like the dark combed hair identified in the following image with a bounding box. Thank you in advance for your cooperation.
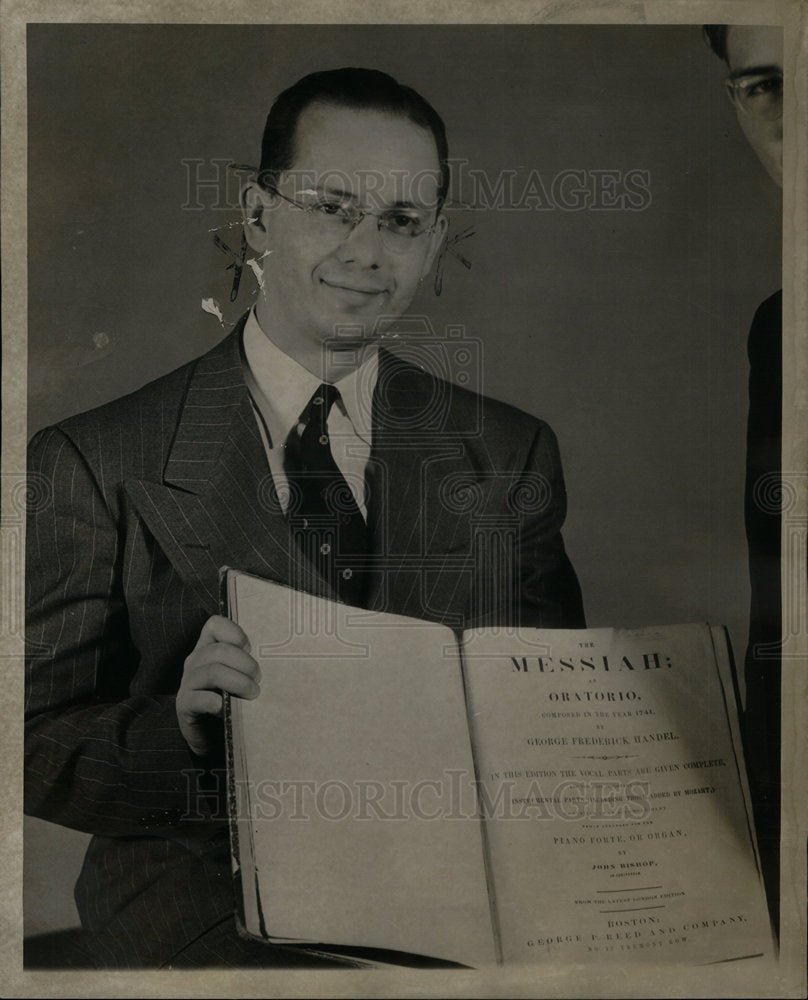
[703,25,729,63]
[257,67,450,204]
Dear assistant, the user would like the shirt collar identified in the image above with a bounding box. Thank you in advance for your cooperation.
[242,308,377,447]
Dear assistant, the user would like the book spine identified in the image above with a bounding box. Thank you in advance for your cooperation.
[457,635,505,966]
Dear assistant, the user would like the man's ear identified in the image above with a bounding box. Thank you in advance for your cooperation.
[240,181,274,253]
[420,213,449,278]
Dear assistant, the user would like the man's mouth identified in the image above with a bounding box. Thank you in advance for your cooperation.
[320,278,387,296]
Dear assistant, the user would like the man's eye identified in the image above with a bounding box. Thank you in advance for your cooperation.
[313,201,348,218]
[385,213,421,234]
[747,76,783,98]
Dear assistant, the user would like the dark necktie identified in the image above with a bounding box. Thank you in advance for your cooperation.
[283,383,369,606]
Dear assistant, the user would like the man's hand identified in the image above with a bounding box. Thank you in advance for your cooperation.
[176,615,260,757]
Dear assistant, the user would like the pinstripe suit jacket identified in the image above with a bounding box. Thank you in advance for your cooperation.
[25,315,584,967]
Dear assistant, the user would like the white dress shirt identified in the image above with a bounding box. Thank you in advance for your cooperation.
[242,309,378,518]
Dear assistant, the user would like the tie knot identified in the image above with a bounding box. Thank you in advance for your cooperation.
[301,383,340,428]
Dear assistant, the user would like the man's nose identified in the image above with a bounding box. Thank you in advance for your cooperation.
[337,212,383,268]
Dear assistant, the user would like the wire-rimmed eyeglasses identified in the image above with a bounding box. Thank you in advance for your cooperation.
[262,186,440,254]
[725,70,783,121]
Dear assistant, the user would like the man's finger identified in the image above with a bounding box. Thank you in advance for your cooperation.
[184,662,260,700]
[186,642,261,683]
[194,615,251,653]
[185,689,224,719]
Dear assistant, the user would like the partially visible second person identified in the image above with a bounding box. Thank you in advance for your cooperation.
[703,22,783,934]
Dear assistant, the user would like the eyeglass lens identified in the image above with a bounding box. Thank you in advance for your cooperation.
[308,202,430,253]
[732,74,783,120]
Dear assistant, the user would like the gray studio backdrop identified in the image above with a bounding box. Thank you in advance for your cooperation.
[25,24,781,933]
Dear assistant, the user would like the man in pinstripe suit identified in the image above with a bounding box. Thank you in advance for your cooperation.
[25,68,584,968]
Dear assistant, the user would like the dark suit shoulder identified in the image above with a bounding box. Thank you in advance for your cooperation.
[440,366,559,468]
[750,288,782,328]
[59,355,195,436]
[747,289,782,368]
[380,353,561,484]
[379,349,552,442]
[33,330,241,484]
[476,383,552,435]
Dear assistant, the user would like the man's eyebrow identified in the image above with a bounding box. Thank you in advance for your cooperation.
[306,186,430,211]
[319,185,357,201]
[727,63,783,82]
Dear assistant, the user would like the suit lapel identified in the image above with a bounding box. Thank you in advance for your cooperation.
[125,321,335,616]
[124,335,474,622]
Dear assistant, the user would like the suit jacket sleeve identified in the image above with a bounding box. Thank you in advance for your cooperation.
[25,426,217,838]
[463,412,585,631]
[517,419,585,628]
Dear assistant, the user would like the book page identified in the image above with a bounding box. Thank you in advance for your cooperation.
[459,623,775,967]
[228,571,496,967]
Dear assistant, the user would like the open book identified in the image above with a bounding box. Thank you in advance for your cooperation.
[223,568,774,968]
